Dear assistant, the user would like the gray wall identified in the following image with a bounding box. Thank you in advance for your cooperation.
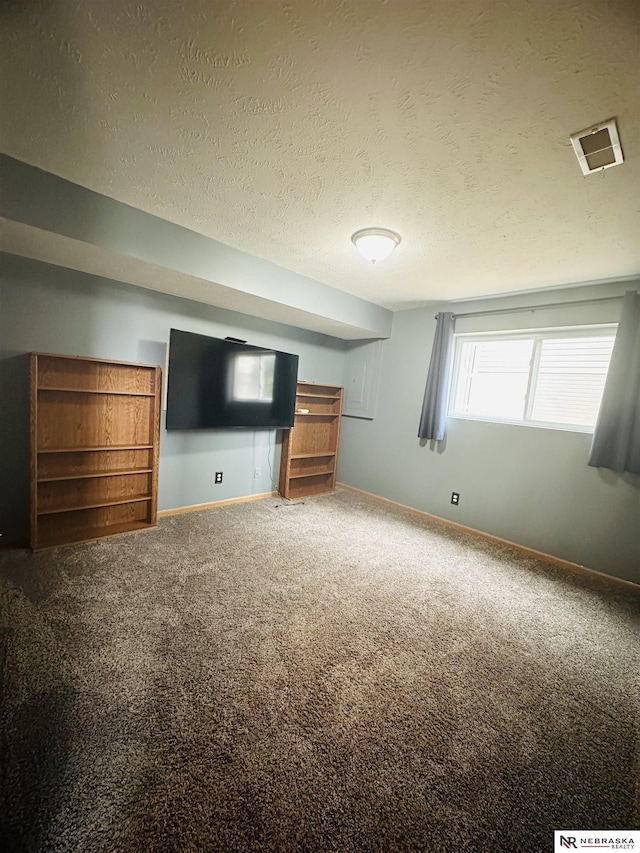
[0,254,346,546]
[3,252,638,585]
[0,155,393,339]
[338,283,640,584]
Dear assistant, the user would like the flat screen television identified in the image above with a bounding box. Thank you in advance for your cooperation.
[166,329,299,430]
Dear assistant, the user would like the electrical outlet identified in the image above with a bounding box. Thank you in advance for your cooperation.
[451,492,460,506]
[254,468,261,479]
[215,472,223,484]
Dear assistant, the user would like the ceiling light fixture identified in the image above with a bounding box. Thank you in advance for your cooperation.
[351,227,401,263]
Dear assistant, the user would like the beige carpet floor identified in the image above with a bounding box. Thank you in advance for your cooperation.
[1,488,639,852]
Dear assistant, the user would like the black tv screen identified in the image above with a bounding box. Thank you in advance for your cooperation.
[166,329,299,430]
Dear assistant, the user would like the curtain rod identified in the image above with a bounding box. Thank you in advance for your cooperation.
[436,294,624,321]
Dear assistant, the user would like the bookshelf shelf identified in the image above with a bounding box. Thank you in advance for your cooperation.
[31,353,161,550]
[278,381,343,499]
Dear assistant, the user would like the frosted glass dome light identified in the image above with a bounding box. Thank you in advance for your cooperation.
[351,228,401,263]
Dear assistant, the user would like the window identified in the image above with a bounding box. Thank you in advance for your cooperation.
[449,327,616,432]
[230,353,275,402]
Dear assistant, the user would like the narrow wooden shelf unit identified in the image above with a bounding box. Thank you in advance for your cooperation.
[31,352,161,550]
[278,381,343,499]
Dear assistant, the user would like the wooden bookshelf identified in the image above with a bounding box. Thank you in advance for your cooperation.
[278,381,343,499]
[30,353,161,550]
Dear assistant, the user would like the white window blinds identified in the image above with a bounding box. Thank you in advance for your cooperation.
[450,328,616,431]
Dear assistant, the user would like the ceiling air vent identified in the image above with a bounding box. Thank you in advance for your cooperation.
[570,118,624,176]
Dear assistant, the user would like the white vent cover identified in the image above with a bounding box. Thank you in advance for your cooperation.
[570,118,624,176]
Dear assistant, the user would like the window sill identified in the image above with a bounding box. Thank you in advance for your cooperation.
[447,414,595,435]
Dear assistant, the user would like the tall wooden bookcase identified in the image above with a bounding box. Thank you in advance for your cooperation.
[30,353,161,550]
[278,381,343,499]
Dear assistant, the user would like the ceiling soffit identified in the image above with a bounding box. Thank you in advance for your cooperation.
[1,0,638,308]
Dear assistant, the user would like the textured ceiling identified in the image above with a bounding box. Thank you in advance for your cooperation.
[1,0,639,310]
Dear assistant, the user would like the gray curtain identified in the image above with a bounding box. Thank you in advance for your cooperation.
[418,311,455,441]
[588,291,640,474]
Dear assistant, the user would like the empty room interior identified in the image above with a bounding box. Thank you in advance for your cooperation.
[1,2,639,851]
